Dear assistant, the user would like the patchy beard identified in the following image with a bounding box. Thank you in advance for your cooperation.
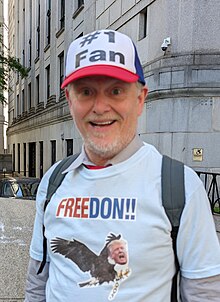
[83,131,134,160]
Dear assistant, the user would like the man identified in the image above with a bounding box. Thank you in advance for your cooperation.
[107,238,128,265]
[25,29,220,301]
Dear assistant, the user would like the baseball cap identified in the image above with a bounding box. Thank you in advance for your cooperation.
[61,29,145,88]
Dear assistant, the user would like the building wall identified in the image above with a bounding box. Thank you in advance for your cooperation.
[0,0,5,154]
[6,0,220,178]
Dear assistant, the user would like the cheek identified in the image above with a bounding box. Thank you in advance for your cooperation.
[68,101,83,120]
[123,104,140,122]
[72,100,94,119]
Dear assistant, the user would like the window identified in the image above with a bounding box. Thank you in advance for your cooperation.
[39,141,43,178]
[22,49,25,66]
[59,52,64,94]
[17,143,20,174]
[28,39,32,67]
[78,0,84,8]
[16,95,20,116]
[60,0,65,29]
[73,0,84,18]
[36,1,40,57]
[51,140,56,165]
[28,1,32,66]
[4,183,13,197]
[36,75,40,104]
[46,0,51,45]
[46,65,50,99]
[28,82,32,110]
[139,8,148,40]
[21,89,25,113]
[23,143,26,176]
[66,139,73,156]
[22,0,25,65]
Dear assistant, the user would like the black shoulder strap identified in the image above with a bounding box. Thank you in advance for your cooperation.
[37,153,79,274]
[46,153,80,202]
[162,155,185,227]
[162,155,185,302]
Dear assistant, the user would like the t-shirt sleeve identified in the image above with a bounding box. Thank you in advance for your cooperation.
[29,162,60,261]
[177,166,220,279]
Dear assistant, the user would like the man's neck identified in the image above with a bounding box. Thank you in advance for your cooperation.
[84,135,144,166]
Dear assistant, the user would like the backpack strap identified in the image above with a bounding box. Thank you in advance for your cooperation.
[162,155,185,227]
[162,155,185,302]
[37,153,79,274]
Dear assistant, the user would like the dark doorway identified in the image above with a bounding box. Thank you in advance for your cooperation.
[51,140,56,165]
[13,144,15,173]
[40,141,43,178]
[66,139,73,156]
[29,142,36,177]
[23,143,26,176]
[17,143,20,174]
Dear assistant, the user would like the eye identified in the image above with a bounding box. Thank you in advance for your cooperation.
[81,88,92,96]
[75,87,95,100]
[111,88,122,95]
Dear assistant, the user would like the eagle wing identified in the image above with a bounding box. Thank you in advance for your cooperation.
[50,237,98,272]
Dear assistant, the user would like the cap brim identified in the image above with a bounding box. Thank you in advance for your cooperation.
[61,65,139,89]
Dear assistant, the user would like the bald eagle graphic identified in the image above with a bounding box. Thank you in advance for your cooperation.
[50,233,127,287]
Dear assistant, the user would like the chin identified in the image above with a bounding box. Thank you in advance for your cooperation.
[86,139,124,159]
[85,134,134,159]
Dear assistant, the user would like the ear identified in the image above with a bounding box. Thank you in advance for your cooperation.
[65,88,72,107]
[137,86,148,116]
[65,88,70,100]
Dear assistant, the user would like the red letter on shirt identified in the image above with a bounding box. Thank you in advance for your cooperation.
[56,198,67,217]
[73,197,81,218]
[81,197,89,218]
[64,198,75,217]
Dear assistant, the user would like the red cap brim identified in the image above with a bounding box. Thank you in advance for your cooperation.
[61,65,139,89]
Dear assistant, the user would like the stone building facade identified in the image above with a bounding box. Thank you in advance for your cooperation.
[0,0,5,154]
[6,0,220,178]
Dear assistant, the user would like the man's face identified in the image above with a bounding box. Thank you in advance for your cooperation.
[66,76,147,163]
[109,242,128,265]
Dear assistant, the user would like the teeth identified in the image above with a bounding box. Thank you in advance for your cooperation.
[93,121,113,125]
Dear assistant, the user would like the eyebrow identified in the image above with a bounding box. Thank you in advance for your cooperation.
[73,78,131,86]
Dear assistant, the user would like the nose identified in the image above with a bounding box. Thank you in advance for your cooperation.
[92,92,111,115]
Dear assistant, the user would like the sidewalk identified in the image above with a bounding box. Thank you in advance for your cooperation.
[213,214,220,241]
[0,198,36,301]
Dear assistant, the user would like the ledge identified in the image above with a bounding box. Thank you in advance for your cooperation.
[46,95,56,108]
[44,44,50,53]
[34,57,40,64]
[147,87,220,101]
[72,4,84,19]
[7,99,71,136]
[56,27,65,39]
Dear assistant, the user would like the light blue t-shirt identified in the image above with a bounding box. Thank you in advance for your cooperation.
[30,144,220,301]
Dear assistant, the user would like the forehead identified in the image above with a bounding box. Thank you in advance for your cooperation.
[71,76,133,87]
[111,241,126,250]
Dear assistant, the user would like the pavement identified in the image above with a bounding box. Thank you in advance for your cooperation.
[0,198,36,301]
[0,197,219,301]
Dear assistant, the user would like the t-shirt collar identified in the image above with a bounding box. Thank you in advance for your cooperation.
[62,135,144,173]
